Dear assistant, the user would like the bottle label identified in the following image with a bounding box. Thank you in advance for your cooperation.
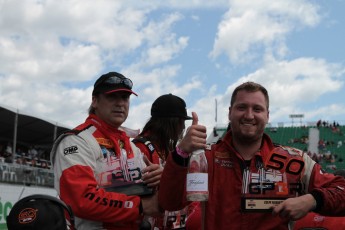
[186,173,208,192]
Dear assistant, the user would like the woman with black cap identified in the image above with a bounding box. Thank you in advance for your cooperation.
[133,93,200,230]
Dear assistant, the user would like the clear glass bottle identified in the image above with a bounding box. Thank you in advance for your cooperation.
[186,149,208,201]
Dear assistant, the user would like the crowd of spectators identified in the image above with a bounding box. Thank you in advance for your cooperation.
[317,119,343,135]
[305,136,345,171]
[268,120,345,172]
[0,141,51,169]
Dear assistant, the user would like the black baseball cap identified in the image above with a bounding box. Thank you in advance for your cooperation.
[92,71,138,96]
[6,195,73,230]
[151,94,192,120]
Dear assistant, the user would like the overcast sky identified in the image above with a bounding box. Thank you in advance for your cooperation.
[1,0,344,136]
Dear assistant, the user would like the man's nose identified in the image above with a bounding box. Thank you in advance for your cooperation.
[244,108,254,119]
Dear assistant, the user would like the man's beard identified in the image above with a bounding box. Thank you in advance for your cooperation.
[234,131,262,146]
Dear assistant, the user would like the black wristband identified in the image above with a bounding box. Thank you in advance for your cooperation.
[310,190,323,212]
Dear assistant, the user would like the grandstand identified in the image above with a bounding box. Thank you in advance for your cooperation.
[207,122,345,173]
[0,105,70,230]
[266,124,345,172]
[0,105,72,229]
[0,104,70,187]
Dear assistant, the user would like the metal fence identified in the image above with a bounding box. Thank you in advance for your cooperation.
[0,162,54,187]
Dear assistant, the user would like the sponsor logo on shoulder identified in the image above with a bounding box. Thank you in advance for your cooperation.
[64,145,78,155]
[280,146,303,156]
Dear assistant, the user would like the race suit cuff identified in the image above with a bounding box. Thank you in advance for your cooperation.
[172,149,189,167]
[310,190,323,212]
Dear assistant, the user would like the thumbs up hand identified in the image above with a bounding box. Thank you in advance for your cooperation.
[192,111,199,126]
[178,112,207,154]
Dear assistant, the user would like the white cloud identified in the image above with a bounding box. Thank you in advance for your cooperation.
[210,57,345,127]
[138,13,189,66]
[143,36,189,66]
[122,0,229,9]
[0,0,195,129]
[0,0,344,140]
[210,0,321,64]
[253,57,343,106]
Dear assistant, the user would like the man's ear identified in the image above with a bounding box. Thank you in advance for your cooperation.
[91,95,97,107]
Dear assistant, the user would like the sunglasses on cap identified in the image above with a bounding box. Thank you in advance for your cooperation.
[95,75,133,89]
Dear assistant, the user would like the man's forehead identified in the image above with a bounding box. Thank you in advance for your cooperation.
[233,91,267,106]
[235,90,265,100]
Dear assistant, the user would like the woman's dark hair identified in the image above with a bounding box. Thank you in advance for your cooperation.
[139,117,185,159]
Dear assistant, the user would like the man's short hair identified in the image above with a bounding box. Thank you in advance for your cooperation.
[230,81,269,109]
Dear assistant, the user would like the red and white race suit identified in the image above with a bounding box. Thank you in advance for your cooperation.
[159,131,345,230]
[51,114,147,230]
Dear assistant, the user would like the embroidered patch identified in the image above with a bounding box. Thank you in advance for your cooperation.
[215,158,233,168]
[18,208,38,224]
[124,201,134,208]
[280,146,303,156]
[313,215,325,222]
[63,145,78,155]
[96,138,113,148]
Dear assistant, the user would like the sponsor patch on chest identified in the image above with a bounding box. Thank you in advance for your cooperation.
[215,158,233,168]
[214,151,234,168]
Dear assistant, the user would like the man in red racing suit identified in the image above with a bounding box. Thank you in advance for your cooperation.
[158,81,345,230]
[51,72,162,230]
[160,132,345,230]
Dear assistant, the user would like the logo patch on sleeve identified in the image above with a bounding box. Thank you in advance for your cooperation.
[124,201,134,208]
[64,145,78,155]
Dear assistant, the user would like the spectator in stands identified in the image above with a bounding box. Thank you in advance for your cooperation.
[318,139,325,150]
[158,81,345,230]
[316,119,321,128]
[51,71,162,229]
[15,157,24,165]
[28,145,38,159]
[30,158,37,167]
[37,148,45,159]
[4,142,12,155]
[40,159,49,169]
[15,147,24,158]
[4,142,13,163]
[22,156,28,165]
